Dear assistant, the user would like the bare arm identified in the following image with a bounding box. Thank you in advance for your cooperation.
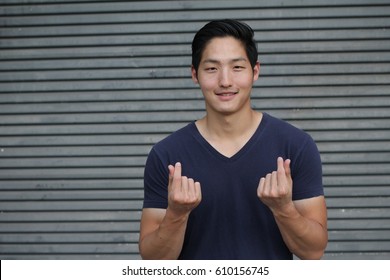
[139,208,189,259]
[271,196,327,259]
[139,162,202,259]
[257,157,328,259]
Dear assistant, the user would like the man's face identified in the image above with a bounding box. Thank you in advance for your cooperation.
[192,36,260,116]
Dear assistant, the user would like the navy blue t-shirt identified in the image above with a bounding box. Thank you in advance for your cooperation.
[143,113,324,259]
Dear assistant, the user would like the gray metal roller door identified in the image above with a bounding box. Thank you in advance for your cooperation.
[0,0,389,259]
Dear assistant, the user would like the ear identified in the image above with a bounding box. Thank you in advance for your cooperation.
[253,61,260,82]
[191,65,199,84]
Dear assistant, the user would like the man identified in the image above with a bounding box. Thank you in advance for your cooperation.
[139,19,328,259]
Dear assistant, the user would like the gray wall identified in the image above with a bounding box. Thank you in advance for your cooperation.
[0,0,389,259]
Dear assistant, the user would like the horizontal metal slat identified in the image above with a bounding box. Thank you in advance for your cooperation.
[1,96,388,114]
[2,40,389,61]
[328,208,390,218]
[2,29,389,49]
[1,85,388,104]
[328,219,390,229]
[1,63,389,82]
[2,0,389,15]
[0,221,140,232]
[323,252,390,260]
[0,120,388,137]
[0,189,144,200]
[1,134,389,148]
[324,175,389,186]
[326,241,390,252]
[2,18,389,38]
[0,146,151,157]
[0,232,139,243]
[1,73,389,92]
[0,179,144,190]
[1,109,389,126]
[0,167,144,180]
[0,243,139,254]
[0,200,143,211]
[0,211,141,222]
[326,197,390,208]
[0,156,147,168]
[1,6,389,26]
[0,253,141,260]
[0,134,168,146]
[2,53,390,71]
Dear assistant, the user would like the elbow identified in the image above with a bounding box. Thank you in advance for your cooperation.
[138,239,178,260]
[138,240,147,260]
[295,232,328,260]
[138,237,154,260]
[297,238,328,260]
[138,240,156,260]
[138,244,156,260]
[306,248,326,260]
[295,247,326,260]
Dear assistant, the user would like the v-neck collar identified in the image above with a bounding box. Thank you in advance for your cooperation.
[190,113,268,162]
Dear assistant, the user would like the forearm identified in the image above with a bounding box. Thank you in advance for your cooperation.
[273,202,328,260]
[139,209,188,260]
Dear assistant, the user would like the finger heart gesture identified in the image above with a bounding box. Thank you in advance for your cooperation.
[257,157,293,211]
[167,162,202,216]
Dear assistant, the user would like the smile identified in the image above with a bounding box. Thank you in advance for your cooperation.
[216,92,237,96]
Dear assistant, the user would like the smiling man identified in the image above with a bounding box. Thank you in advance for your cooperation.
[139,19,328,260]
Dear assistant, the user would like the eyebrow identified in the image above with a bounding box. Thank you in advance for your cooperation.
[202,57,248,64]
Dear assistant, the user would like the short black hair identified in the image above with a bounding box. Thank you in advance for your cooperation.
[191,19,258,72]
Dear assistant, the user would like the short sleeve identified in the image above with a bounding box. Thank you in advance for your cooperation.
[291,135,324,200]
[143,147,169,209]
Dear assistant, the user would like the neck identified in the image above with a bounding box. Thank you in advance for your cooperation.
[198,108,262,140]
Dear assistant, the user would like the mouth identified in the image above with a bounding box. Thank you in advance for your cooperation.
[215,92,238,96]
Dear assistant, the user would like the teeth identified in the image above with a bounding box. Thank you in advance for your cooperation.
[218,93,234,96]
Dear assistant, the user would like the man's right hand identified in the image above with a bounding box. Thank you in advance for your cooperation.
[167,162,202,216]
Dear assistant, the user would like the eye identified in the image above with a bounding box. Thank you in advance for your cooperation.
[205,67,217,72]
[233,65,245,71]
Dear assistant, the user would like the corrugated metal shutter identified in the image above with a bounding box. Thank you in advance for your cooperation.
[0,0,389,259]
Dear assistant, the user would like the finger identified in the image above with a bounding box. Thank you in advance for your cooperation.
[189,179,201,205]
[194,181,202,202]
[277,157,287,184]
[173,162,182,189]
[257,177,265,198]
[284,159,292,179]
[173,162,182,179]
[168,164,175,192]
[181,176,188,195]
[271,171,278,194]
[170,162,182,192]
[277,157,285,174]
[263,173,272,196]
[186,178,195,198]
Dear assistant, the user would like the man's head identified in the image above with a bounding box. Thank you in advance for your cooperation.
[191,19,258,73]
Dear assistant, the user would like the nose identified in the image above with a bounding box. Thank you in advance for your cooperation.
[219,68,232,88]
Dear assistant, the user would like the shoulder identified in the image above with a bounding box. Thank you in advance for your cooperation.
[261,113,321,178]
[148,122,198,164]
[264,113,304,133]
[153,122,196,151]
[262,113,313,145]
